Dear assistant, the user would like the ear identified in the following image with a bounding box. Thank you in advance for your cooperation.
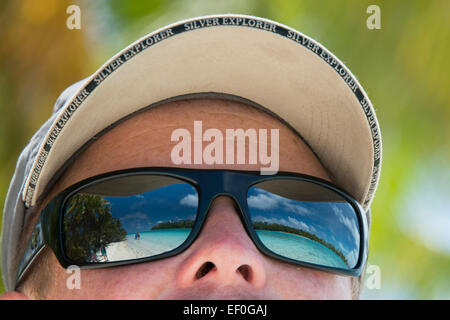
[0,291,28,300]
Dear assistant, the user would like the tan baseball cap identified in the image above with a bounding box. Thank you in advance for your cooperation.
[2,14,381,290]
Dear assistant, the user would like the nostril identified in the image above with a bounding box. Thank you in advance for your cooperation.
[237,264,252,282]
[195,262,215,279]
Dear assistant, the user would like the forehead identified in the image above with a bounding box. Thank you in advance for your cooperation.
[42,98,331,203]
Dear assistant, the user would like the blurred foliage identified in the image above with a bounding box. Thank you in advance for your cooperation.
[0,0,449,298]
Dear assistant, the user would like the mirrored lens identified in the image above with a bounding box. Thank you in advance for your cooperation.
[63,175,198,263]
[247,179,360,269]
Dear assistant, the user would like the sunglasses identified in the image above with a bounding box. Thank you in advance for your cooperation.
[17,168,369,285]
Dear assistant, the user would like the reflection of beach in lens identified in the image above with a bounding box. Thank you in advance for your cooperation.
[256,230,348,269]
[105,228,191,261]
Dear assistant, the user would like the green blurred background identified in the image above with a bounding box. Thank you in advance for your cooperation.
[0,0,448,299]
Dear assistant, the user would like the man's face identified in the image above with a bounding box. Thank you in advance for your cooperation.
[21,98,353,299]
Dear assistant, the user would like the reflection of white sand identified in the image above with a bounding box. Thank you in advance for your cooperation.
[105,238,169,261]
[103,230,191,262]
[105,241,134,261]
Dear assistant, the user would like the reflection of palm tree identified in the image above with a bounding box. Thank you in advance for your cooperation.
[64,194,127,262]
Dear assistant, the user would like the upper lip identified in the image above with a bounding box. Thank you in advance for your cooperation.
[158,283,273,300]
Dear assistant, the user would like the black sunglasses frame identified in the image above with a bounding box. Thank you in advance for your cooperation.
[17,167,369,285]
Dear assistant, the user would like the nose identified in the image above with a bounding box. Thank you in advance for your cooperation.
[175,196,267,289]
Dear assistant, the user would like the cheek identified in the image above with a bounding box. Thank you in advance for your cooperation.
[46,258,181,299]
[265,261,353,299]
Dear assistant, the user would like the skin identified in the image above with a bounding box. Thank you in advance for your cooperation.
[1,98,353,299]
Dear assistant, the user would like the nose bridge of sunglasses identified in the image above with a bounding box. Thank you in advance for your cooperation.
[223,171,256,194]
[192,170,249,195]
[192,171,253,221]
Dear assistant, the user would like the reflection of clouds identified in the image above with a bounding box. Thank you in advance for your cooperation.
[331,204,360,266]
[180,193,198,207]
[283,201,311,215]
[253,215,289,226]
[248,192,279,210]
[120,212,153,232]
[334,238,357,267]
[287,216,317,234]
[331,204,359,245]
[248,188,312,215]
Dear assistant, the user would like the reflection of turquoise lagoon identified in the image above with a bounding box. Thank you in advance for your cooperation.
[126,228,191,255]
[256,230,348,268]
[106,228,347,269]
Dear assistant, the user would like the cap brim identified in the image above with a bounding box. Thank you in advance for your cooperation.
[23,14,381,210]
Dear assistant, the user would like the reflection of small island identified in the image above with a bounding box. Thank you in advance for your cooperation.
[151,219,195,230]
[253,221,349,266]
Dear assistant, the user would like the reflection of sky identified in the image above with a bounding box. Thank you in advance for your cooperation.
[248,187,360,267]
[105,183,198,234]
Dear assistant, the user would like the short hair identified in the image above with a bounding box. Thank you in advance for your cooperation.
[16,247,53,299]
